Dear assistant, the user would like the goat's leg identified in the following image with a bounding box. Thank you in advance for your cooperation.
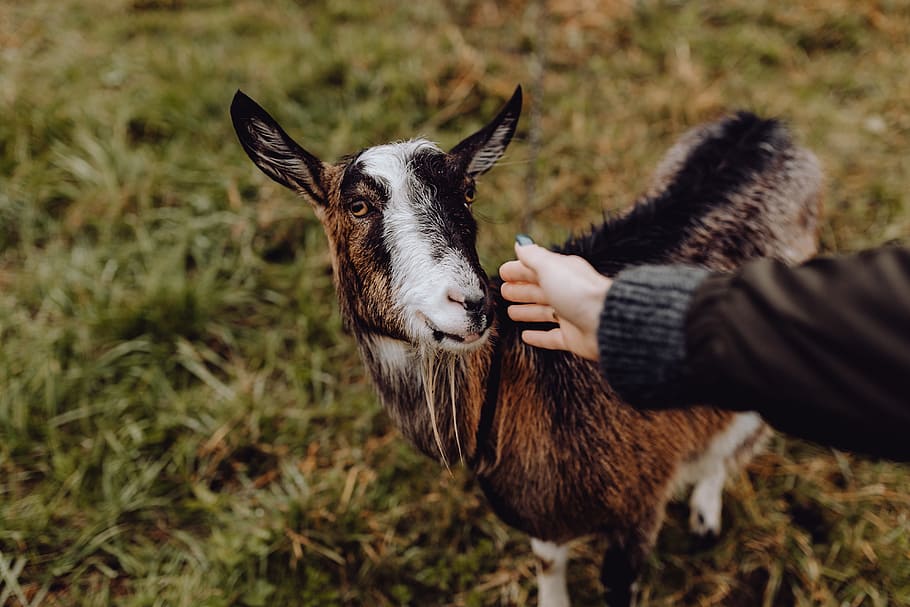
[688,460,726,539]
[531,538,570,607]
[600,539,649,607]
[687,412,768,540]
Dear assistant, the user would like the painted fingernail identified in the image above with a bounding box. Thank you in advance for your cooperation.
[515,234,534,246]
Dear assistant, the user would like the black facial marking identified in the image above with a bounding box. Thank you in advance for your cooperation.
[408,149,480,263]
[340,157,392,271]
[364,209,391,265]
[411,150,471,209]
[341,158,390,207]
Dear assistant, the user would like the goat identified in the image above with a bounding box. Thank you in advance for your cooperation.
[230,86,822,606]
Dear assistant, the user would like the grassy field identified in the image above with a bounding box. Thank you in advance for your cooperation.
[1,0,909,605]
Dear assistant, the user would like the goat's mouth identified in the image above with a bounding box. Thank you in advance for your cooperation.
[416,312,490,350]
[432,329,483,345]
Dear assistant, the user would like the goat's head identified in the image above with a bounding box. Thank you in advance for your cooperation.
[231,87,521,353]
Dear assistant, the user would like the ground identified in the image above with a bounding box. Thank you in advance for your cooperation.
[1,1,909,605]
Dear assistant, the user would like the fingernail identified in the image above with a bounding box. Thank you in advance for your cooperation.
[515,234,534,246]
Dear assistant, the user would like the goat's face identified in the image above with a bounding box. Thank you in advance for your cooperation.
[231,88,521,353]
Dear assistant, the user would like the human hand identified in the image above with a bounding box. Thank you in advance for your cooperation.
[499,237,612,360]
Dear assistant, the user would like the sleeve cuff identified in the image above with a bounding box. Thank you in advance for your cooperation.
[598,264,710,408]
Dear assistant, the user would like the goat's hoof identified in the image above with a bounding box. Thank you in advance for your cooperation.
[603,588,637,607]
[689,508,721,539]
[692,528,720,551]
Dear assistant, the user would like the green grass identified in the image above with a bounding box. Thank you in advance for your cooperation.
[1,0,909,605]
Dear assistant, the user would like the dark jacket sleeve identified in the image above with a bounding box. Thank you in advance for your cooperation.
[598,246,910,461]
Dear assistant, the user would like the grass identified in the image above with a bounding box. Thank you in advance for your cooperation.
[1,0,909,605]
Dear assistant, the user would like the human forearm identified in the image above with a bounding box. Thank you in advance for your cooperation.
[685,247,910,460]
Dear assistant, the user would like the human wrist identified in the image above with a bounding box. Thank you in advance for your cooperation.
[558,261,613,334]
[597,265,710,408]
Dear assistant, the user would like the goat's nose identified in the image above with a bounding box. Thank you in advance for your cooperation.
[463,295,485,314]
[448,289,485,313]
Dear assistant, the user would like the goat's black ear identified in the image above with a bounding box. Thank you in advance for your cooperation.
[230,90,328,205]
[450,85,522,177]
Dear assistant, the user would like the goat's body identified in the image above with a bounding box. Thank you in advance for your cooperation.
[232,89,822,605]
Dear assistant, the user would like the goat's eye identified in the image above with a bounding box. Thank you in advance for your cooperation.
[464,186,476,204]
[350,199,373,218]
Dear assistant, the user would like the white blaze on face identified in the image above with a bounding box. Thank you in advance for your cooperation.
[358,139,488,349]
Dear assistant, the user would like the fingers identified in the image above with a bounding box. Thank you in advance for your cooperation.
[500,243,568,287]
[507,303,558,324]
[514,242,561,273]
[500,281,548,305]
[498,259,537,284]
[520,328,569,351]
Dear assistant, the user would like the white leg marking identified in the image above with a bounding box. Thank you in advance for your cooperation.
[674,412,766,538]
[689,461,726,536]
[531,538,570,607]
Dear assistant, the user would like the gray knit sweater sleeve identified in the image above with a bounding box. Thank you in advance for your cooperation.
[598,265,710,407]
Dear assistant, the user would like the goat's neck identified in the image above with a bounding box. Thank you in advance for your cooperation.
[357,331,496,466]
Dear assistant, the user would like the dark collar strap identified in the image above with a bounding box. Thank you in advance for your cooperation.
[470,332,504,469]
